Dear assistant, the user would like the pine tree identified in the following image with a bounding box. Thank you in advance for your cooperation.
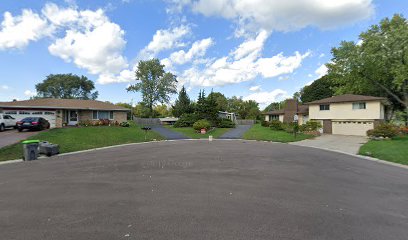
[172,86,193,117]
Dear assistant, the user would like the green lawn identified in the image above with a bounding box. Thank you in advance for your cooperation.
[0,126,163,162]
[165,126,231,139]
[359,135,408,165]
[243,124,314,142]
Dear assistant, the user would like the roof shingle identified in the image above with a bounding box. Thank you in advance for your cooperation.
[305,94,386,105]
[0,98,130,111]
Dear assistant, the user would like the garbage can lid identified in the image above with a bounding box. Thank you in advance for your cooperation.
[22,140,40,144]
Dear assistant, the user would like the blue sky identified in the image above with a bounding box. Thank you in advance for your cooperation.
[0,0,407,108]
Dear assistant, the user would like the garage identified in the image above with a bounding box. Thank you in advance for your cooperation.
[332,121,374,136]
[3,110,56,128]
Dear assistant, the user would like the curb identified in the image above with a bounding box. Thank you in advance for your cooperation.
[1,139,407,170]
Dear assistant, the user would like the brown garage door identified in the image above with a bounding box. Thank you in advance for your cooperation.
[323,120,332,134]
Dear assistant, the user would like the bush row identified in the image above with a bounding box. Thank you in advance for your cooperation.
[265,120,322,134]
[174,113,236,128]
[77,119,130,127]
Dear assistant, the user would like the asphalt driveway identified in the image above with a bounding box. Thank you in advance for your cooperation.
[150,125,188,140]
[0,140,407,240]
[219,125,252,139]
[290,134,368,154]
[0,129,39,148]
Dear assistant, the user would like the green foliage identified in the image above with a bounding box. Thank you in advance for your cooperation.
[366,123,400,138]
[269,120,284,131]
[299,121,322,132]
[208,92,228,111]
[300,76,335,103]
[172,86,193,117]
[134,102,153,118]
[261,120,270,127]
[154,104,171,117]
[263,101,286,112]
[35,74,98,99]
[126,59,177,117]
[217,118,236,128]
[120,121,130,127]
[174,113,199,128]
[327,14,408,120]
[193,119,211,131]
[359,135,408,165]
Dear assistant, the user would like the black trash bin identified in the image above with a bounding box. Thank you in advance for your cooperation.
[22,140,40,161]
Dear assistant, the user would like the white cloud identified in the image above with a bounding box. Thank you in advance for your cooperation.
[43,3,128,84]
[319,53,325,58]
[24,90,36,97]
[164,37,213,67]
[179,0,374,33]
[249,85,261,92]
[0,9,53,50]
[139,25,190,59]
[1,85,10,90]
[243,89,290,107]
[315,64,328,78]
[178,31,310,87]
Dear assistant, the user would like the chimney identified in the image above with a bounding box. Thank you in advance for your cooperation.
[283,99,298,123]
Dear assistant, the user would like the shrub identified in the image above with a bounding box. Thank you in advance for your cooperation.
[218,118,236,128]
[299,120,322,132]
[366,123,399,138]
[193,119,211,131]
[174,113,199,128]
[269,120,284,131]
[400,126,408,134]
[120,121,130,127]
[261,121,270,127]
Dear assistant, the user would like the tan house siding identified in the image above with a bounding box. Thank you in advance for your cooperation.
[79,110,93,121]
[114,111,127,123]
[309,101,383,120]
[55,110,63,128]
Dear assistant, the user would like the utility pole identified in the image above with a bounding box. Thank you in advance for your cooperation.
[130,98,134,121]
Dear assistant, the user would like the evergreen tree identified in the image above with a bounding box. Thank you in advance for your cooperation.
[196,90,207,119]
[206,89,220,123]
[172,86,193,117]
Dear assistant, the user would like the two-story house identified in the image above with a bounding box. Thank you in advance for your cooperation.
[306,94,387,136]
[263,94,388,136]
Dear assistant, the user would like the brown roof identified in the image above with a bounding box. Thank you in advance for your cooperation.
[305,94,386,105]
[0,98,130,111]
[297,105,309,114]
[263,109,285,115]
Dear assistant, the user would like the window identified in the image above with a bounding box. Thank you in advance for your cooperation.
[5,111,17,115]
[19,111,30,115]
[352,102,366,110]
[319,104,330,111]
[270,115,279,120]
[31,112,43,115]
[92,111,114,120]
[44,112,55,115]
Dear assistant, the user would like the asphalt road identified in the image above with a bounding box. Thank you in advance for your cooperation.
[0,140,407,240]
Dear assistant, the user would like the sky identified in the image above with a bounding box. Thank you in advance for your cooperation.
[0,0,407,109]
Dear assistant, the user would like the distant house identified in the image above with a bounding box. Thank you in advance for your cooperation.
[0,98,130,128]
[218,111,237,122]
[263,94,388,136]
[263,99,309,125]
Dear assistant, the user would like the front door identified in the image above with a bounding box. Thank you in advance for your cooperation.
[68,110,78,125]
[323,120,332,134]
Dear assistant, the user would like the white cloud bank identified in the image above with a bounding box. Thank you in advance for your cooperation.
[178,30,310,87]
[315,64,328,78]
[173,0,374,33]
[0,3,130,84]
[243,89,290,108]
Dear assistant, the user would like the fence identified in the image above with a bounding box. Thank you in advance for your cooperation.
[133,117,161,126]
[236,119,256,125]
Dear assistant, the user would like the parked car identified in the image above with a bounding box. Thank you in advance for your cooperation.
[17,117,50,132]
[0,114,17,132]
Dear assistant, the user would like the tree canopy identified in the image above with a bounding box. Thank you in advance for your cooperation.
[127,59,178,117]
[327,14,408,119]
[299,76,335,103]
[35,74,98,99]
